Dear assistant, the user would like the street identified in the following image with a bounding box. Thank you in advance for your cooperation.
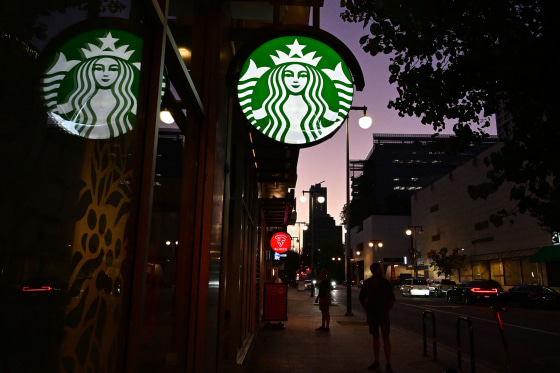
[329,285,560,373]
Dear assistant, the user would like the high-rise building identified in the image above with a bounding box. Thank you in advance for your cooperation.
[495,100,516,140]
[350,133,499,220]
[302,184,344,281]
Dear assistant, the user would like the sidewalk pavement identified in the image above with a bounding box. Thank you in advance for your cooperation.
[233,287,501,373]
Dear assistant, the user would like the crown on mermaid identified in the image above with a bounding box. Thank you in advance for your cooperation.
[270,39,322,67]
[82,32,135,60]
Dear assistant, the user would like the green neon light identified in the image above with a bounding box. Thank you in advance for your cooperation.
[42,29,142,139]
[238,36,354,145]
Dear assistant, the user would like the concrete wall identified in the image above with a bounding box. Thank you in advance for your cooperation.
[411,143,551,284]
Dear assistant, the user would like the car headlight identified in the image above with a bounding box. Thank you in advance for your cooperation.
[312,280,316,285]
[331,281,336,287]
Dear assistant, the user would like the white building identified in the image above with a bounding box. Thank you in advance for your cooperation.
[349,215,411,282]
[411,143,556,287]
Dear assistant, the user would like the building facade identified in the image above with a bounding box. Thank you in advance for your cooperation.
[1,1,362,372]
[301,183,344,282]
[349,215,411,283]
[350,133,498,216]
[411,143,558,287]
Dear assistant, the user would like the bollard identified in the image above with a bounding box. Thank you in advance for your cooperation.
[456,316,476,373]
[422,310,437,361]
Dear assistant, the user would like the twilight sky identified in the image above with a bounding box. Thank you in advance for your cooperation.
[293,3,497,228]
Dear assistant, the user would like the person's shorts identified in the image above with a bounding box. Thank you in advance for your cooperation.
[367,313,390,336]
[319,297,330,312]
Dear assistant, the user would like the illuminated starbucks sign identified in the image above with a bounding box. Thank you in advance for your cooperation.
[42,29,141,139]
[237,36,354,146]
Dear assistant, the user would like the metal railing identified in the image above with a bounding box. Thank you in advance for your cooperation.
[422,310,437,361]
[456,316,476,373]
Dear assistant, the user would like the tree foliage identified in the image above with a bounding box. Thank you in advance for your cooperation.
[429,248,467,279]
[341,0,560,232]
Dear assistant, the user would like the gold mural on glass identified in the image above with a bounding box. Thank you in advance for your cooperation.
[59,139,133,372]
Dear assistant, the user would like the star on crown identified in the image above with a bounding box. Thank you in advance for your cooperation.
[270,39,322,67]
[81,32,135,61]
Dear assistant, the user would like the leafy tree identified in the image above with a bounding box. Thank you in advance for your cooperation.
[341,1,560,232]
[429,248,467,279]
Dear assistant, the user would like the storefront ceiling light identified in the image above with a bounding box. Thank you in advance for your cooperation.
[160,109,175,124]
[178,47,191,60]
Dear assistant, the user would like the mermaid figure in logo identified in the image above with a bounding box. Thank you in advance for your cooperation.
[55,56,137,139]
[45,32,139,139]
[252,62,340,143]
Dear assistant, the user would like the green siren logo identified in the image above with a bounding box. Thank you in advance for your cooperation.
[42,30,141,139]
[237,36,354,145]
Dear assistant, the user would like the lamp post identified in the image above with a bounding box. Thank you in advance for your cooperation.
[368,239,383,262]
[405,226,423,277]
[289,222,308,257]
[300,189,325,297]
[345,106,372,316]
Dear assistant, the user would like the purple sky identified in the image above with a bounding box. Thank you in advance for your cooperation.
[293,4,497,228]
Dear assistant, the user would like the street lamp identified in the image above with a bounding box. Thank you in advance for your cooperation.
[289,222,308,256]
[300,189,325,296]
[368,239,383,262]
[406,226,422,277]
[345,106,372,316]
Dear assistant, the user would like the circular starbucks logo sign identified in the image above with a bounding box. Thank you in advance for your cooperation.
[237,36,354,145]
[42,29,142,139]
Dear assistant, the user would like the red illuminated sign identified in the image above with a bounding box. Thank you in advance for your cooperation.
[270,232,291,254]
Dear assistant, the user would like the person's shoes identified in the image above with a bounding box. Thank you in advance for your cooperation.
[324,327,330,331]
[315,326,326,331]
[367,362,380,371]
[386,364,393,373]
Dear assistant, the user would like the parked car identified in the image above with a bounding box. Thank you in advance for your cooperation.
[304,279,312,290]
[429,279,456,297]
[496,284,560,309]
[446,279,502,305]
[343,279,357,287]
[399,278,430,297]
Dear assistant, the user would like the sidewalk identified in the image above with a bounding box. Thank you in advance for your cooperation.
[234,287,501,373]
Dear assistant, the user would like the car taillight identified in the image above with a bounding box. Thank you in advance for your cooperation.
[22,286,53,292]
[470,287,498,294]
[529,293,539,300]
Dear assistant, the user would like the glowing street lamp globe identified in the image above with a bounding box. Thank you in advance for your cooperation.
[358,115,373,129]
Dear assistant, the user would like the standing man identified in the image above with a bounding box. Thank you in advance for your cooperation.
[315,270,331,331]
[359,263,396,372]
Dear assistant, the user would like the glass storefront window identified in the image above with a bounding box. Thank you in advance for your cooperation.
[521,257,541,285]
[138,122,184,371]
[0,1,151,371]
[471,261,489,280]
[490,260,504,285]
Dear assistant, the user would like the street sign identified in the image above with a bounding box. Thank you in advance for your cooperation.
[270,232,291,254]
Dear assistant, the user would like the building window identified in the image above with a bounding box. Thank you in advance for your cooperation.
[431,234,440,242]
[472,237,494,244]
[430,204,439,213]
